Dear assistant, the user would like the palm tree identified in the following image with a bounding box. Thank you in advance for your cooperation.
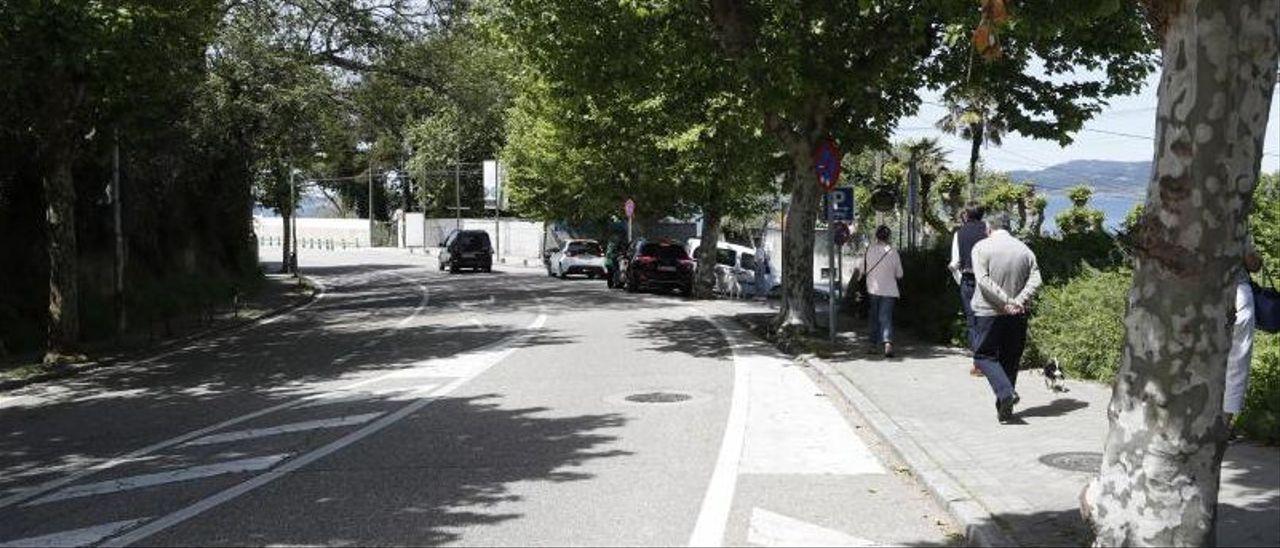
[935,93,1006,201]
[892,138,950,245]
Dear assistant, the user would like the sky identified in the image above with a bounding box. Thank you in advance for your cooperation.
[890,71,1280,175]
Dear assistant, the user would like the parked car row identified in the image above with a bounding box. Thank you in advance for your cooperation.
[446,228,775,299]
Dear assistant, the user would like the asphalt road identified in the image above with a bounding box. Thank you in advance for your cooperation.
[0,248,956,547]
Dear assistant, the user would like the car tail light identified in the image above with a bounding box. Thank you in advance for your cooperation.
[679,259,695,270]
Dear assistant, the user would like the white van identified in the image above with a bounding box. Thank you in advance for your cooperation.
[686,238,776,297]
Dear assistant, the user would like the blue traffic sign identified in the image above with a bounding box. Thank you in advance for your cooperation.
[824,187,854,222]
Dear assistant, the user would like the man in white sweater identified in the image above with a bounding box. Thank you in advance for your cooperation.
[970,213,1042,423]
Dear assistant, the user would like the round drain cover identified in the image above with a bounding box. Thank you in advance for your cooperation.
[1039,451,1102,473]
[625,392,693,404]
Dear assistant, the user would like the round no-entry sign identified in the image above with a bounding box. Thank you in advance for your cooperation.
[624,198,636,218]
[813,138,841,192]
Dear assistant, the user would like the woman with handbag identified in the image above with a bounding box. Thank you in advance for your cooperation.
[854,225,904,358]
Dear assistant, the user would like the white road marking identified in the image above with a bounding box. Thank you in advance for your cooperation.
[0,518,149,548]
[688,315,750,548]
[740,364,884,476]
[26,454,290,506]
[293,383,442,409]
[0,271,422,511]
[179,413,384,447]
[747,508,878,547]
[103,313,548,548]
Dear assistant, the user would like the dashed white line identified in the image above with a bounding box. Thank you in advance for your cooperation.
[0,518,150,548]
[179,413,384,447]
[26,454,290,506]
[103,313,548,548]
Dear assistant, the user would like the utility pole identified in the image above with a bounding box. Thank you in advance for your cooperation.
[112,129,126,336]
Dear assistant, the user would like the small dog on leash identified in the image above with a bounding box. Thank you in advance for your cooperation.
[1043,359,1069,393]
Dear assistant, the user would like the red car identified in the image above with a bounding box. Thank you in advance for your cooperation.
[620,238,695,294]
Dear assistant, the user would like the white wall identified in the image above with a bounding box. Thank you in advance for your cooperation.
[255,217,371,247]
[403,217,548,262]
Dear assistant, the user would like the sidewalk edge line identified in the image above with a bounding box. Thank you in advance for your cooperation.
[803,355,1019,548]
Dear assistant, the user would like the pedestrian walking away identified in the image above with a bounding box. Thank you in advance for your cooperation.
[969,213,1042,423]
[948,203,988,377]
[1226,234,1264,434]
[855,225,904,358]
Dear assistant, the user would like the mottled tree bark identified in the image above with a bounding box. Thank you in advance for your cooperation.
[775,139,820,335]
[693,205,722,299]
[1083,1,1279,545]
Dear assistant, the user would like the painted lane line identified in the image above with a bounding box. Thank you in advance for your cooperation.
[0,518,150,548]
[26,454,290,506]
[688,315,750,548]
[179,413,384,447]
[747,508,878,547]
[0,270,423,511]
[293,383,443,410]
[103,313,548,548]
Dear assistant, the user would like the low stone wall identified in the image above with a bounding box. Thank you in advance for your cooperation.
[254,217,372,247]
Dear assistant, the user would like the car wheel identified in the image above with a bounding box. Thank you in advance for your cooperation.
[449,262,459,274]
[625,274,638,293]
[482,265,492,273]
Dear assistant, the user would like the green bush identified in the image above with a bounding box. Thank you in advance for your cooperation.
[882,244,966,346]
[1029,232,1126,285]
[1026,268,1131,381]
[1239,333,1280,443]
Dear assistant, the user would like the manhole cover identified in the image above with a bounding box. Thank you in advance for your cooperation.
[625,392,693,404]
[1039,452,1103,473]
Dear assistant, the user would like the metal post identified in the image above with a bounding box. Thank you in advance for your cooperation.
[288,166,296,275]
[454,141,461,231]
[828,215,837,343]
[368,164,374,247]
[112,129,126,335]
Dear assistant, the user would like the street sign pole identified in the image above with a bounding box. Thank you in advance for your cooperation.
[624,198,636,241]
[829,204,837,343]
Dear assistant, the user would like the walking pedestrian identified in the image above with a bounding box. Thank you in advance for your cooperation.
[753,239,774,299]
[855,225,903,358]
[969,213,1042,423]
[948,204,988,377]
[1226,235,1264,432]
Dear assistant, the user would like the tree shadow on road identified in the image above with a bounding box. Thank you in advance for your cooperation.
[627,317,731,360]
[158,393,632,546]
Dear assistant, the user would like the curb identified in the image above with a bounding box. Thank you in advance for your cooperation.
[803,355,1019,547]
[0,275,322,393]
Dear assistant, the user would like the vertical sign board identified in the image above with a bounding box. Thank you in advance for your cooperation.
[823,188,854,222]
[483,160,500,209]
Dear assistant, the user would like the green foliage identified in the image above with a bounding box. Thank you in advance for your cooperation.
[1252,172,1279,281]
[1026,268,1131,381]
[1239,333,1280,444]
[1122,203,1146,234]
[887,245,966,346]
[1054,184,1106,235]
[1029,232,1125,285]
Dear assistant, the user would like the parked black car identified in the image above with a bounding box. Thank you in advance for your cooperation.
[620,238,694,294]
[439,230,493,273]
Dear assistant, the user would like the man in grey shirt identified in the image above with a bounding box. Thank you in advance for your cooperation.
[970,213,1042,423]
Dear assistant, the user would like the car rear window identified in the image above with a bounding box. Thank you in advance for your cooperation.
[640,242,689,260]
[455,232,490,249]
[740,253,757,271]
[567,241,602,255]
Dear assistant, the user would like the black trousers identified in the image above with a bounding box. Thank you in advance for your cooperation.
[972,314,1028,401]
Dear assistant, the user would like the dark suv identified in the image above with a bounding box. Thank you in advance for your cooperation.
[621,238,694,294]
[439,230,493,273]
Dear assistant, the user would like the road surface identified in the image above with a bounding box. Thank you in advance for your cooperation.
[0,248,956,547]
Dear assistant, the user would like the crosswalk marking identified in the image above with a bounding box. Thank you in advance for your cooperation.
[26,454,290,506]
[179,413,384,447]
[0,518,150,547]
[294,383,442,409]
[747,508,878,547]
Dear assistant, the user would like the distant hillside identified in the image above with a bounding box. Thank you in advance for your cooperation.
[1006,160,1150,230]
[1007,160,1150,199]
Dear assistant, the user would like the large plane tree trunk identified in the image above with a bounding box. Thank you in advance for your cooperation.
[1082,1,1279,545]
[693,204,722,299]
[43,143,81,364]
[774,138,820,337]
[280,211,293,274]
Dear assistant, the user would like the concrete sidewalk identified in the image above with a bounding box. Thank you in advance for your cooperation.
[711,301,1279,546]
